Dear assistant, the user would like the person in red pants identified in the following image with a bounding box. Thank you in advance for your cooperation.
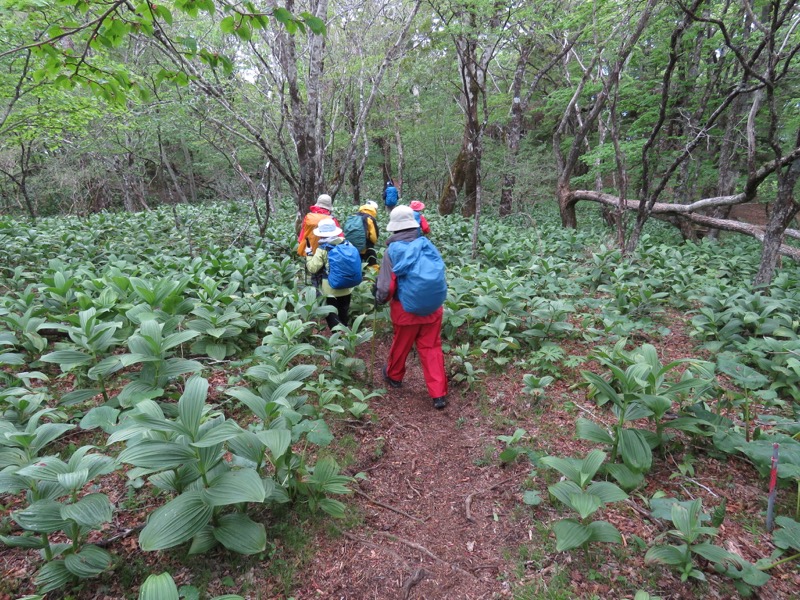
[374,205,448,409]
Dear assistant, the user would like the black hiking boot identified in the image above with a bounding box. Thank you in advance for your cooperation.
[433,396,447,410]
[382,366,402,389]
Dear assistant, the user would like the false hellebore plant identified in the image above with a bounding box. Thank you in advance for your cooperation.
[111,376,268,555]
[0,443,116,593]
[540,450,628,552]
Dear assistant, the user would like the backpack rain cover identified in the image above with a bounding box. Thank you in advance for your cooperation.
[388,237,447,316]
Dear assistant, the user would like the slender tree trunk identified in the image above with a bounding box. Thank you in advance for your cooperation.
[181,140,197,204]
[18,142,35,221]
[394,96,404,195]
[277,0,328,215]
[439,148,467,215]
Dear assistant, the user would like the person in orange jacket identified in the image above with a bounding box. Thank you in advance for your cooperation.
[297,194,340,257]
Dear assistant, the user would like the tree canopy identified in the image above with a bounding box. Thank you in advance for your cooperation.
[1,0,799,284]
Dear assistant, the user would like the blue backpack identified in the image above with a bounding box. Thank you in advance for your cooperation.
[384,185,398,207]
[323,241,363,289]
[388,237,447,316]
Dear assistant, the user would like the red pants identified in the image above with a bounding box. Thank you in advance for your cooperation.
[386,312,448,399]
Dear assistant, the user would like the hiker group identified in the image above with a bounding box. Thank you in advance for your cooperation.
[296,190,446,410]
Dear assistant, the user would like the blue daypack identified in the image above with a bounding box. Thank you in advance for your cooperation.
[384,185,398,207]
[323,241,363,289]
[388,237,447,316]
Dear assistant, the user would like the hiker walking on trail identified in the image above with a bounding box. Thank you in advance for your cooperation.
[409,200,431,236]
[343,201,380,271]
[374,205,448,410]
[383,180,398,213]
[297,194,340,258]
[306,219,362,330]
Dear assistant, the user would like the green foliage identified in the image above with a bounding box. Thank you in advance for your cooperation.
[578,342,714,474]
[645,498,769,592]
[540,450,627,552]
[0,444,116,592]
[139,572,246,600]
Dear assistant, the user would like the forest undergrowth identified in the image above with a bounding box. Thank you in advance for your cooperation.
[1,201,799,600]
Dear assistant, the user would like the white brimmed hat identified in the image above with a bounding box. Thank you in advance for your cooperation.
[315,194,333,210]
[386,205,418,232]
[313,218,342,237]
[365,200,378,209]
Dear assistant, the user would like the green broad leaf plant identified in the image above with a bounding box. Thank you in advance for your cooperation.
[0,445,116,593]
[540,450,628,552]
[578,343,714,476]
[645,498,769,592]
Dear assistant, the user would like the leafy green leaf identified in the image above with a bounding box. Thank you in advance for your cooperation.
[618,428,653,472]
[645,544,689,566]
[34,559,74,593]
[212,513,266,555]
[586,520,622,544]
[552,519,591,551]
[576,418,614,444]
[179,376,208,437]
[13,500,68,533]
[64,545,112,578]
[60,493,112,528]
[202,469,266,506]
[774,516,800,551]
[139,491,213,551]
[139,572,179,600]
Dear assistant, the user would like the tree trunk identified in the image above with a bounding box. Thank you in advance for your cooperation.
[707,94,745,239]
[394,96,404,196]
[378,136,393,188]
[439,148,467,215]
[181,140,197,204]
[558,179,577,228]
[754,156,800,286]
[278,0,328,215]
[499,173,514,217]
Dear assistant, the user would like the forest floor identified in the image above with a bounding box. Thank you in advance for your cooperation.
[1,312,799,600]
[290,315,799,600]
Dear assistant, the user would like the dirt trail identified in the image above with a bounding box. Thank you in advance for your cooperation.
[296,340,531,599]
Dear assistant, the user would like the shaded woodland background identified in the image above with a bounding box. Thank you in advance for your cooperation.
[1,0,800,284]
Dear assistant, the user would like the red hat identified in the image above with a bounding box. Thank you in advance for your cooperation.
[410,200,425,211]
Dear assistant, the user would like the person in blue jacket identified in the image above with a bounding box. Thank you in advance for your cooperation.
[383,180,398,213]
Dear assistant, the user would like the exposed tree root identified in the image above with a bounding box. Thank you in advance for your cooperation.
[354,488,427,524]
[373,531,478,580]
[401,568,427,599]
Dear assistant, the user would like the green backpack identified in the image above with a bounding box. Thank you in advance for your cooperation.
[343,214,368,252]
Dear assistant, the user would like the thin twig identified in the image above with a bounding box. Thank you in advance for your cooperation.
[373,531,478,580]
[465,477,516,523]
[405,477,422,498]
[685,477,720,498]
[573,402,603,421]
[623,499,666,530]
[94,525,144,548]
[354,489,427,524]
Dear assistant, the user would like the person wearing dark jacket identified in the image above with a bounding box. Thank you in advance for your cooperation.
[375,205,448,409]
